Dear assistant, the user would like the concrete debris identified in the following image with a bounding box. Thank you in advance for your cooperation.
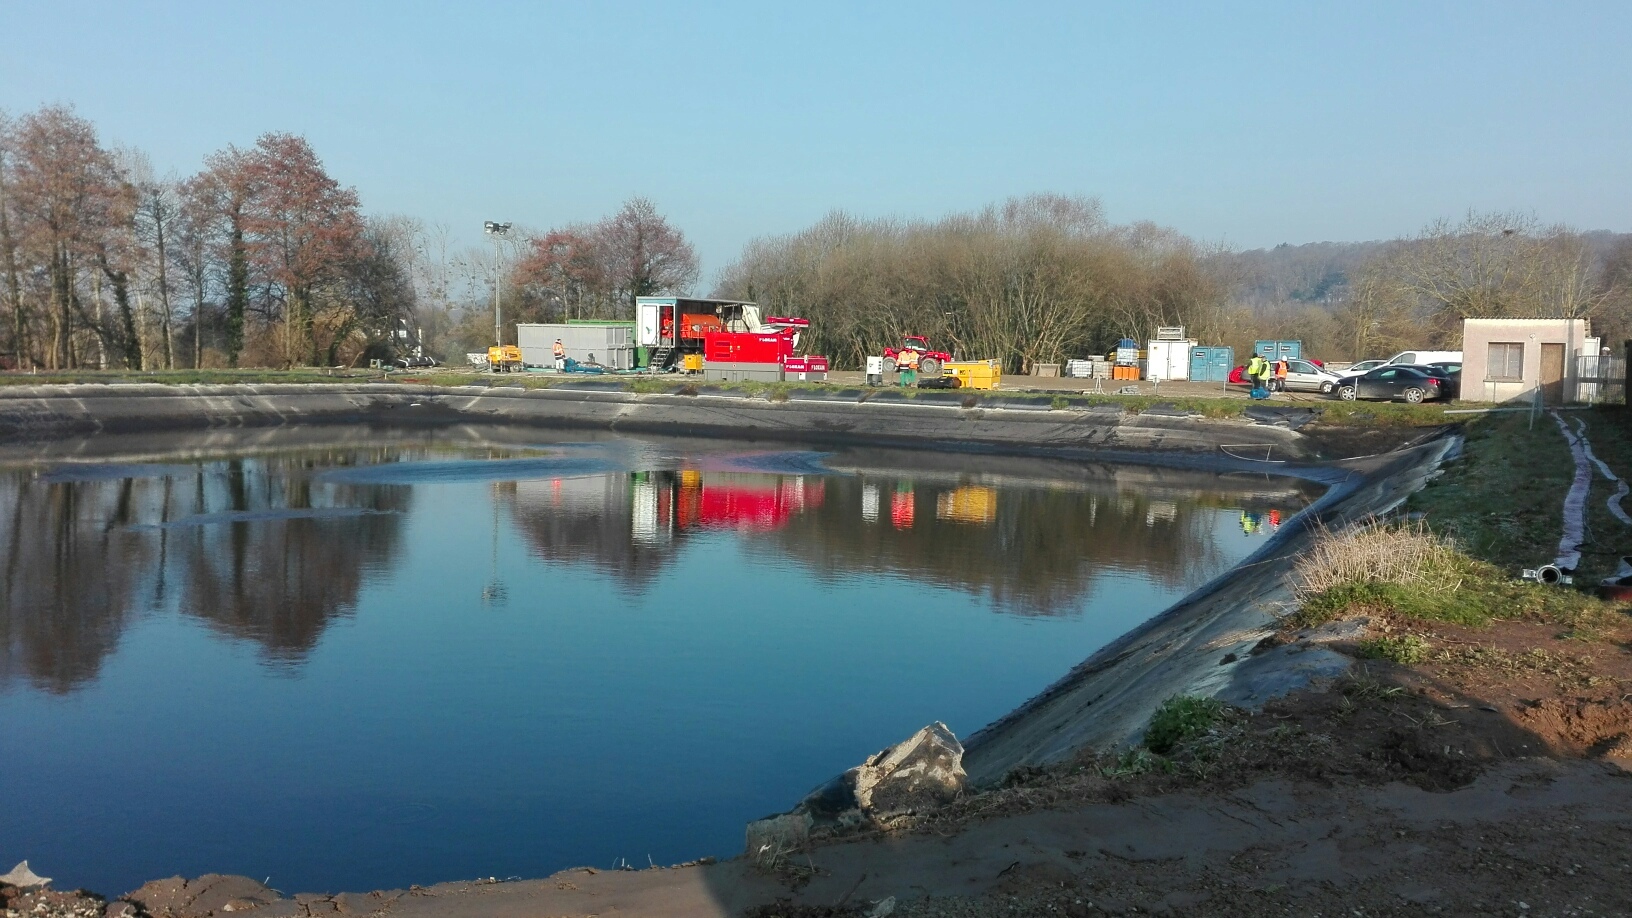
[852,721,967,820]
[1,863,49,889]
[749,722,969,854]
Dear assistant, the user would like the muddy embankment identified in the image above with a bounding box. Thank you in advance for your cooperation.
[0,383,1461,914]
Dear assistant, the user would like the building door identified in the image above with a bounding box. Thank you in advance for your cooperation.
[1540,343,1566,404]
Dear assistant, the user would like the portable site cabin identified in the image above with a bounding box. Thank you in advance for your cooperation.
[1460,317,1599,405]
[516,323,636,370]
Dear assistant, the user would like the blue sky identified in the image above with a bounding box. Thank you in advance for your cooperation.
[4,1,1629,281]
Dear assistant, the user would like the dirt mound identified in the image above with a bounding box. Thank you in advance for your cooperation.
[1516,696,1632,757]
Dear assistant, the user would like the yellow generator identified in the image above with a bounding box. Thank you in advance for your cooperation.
[487,345,523,372]
[941,359,1002,390]
[682,353,705,373]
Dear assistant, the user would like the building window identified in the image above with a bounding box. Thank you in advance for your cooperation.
[1488,342,1524,381]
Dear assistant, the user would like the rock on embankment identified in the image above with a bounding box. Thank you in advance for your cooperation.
[745,722,968,862]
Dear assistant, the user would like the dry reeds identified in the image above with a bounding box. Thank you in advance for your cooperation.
[1291,518,1458,602]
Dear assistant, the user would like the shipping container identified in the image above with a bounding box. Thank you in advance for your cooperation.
[1145,340,1193,380]
[1189,346,1235,382]
[517,323,635,369]
[1252,339,1302,361]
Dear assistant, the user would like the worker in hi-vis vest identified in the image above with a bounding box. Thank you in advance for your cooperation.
[553,339,566,371]
[1246,353,1269,397]
[898,348,920,388]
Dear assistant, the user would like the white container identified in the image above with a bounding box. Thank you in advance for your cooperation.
[517,323,635,370]
[1145,340,1194,381]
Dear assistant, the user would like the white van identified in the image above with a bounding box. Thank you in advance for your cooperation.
[1386,350,1462,366]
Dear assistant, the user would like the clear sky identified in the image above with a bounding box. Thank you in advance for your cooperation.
[4,1,1629,282]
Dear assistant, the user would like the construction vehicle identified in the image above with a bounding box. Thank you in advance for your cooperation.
[487,344,523,373]
[635,296,826,380]
[883,336,952,377]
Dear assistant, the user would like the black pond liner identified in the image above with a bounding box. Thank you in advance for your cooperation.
[1243,406,1323,430]
[982,396,1056,412]
[691,386,752,399]
[546,380,631,392]
[786,388,866,402]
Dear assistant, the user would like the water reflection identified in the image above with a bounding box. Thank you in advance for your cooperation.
[0,451,411,693]
[502,459,1315,615]
[1,438,1320,696]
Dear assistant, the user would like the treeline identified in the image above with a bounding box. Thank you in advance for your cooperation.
[6,101,1630,372]
[713,195,1229,371]
[716,198,1632,368]
[0,104,426,370]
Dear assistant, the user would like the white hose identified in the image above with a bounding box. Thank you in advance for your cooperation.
[1573,418,1632,527]
[1551,410,1591,572]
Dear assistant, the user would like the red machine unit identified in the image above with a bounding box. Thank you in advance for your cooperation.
[703,331,796,364]
[782,356,829,373]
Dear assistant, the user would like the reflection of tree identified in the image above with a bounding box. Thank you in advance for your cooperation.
[759,476,1242,616]
[0,452,410,694]
[175,458,409,661]
[0,475,158,693]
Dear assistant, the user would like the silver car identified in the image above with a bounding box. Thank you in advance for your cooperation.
[1281,358,1343,393]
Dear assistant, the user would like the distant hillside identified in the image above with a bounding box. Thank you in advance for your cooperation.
[1211,241,1388,310]
[1214,231,1632,311]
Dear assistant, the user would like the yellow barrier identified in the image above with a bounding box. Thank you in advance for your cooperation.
[942,359,1002,390]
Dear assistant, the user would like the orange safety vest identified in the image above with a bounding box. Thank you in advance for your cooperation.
[901,350,920,369]
[553,341,565,358]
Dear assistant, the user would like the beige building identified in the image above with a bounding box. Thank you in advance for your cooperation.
[1460,317,1597,404]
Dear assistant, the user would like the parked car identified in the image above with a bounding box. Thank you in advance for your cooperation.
[1424,361,1462,399]
[395,355,441,369]
[1332,365,1446,403]
[1281,357,1344,392]
[1384,350,1462,366]
[1341,359,1389,375]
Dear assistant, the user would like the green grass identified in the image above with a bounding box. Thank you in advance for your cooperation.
[1408,411,1579,571]
[1291,540,1616,633]
[1144,695,1228,755]
[1355,634,1430,664]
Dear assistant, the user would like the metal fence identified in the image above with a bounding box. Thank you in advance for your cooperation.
[1576,355,1626,404]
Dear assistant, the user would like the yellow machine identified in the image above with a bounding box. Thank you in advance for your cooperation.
[681,353,704,373]
[487,345,523,373]
[941,359,1002,390]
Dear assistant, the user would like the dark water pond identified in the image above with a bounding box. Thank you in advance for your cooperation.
[0,428,1321,895]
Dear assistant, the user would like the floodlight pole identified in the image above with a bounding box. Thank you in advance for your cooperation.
[484,221,511,346]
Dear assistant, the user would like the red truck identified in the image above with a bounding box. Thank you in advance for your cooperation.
[883,335,952,377]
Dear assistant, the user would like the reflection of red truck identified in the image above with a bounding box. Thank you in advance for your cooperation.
[667,472,825,532]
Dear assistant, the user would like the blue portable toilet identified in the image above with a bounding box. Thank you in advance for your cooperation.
[1252,340,1302,361]
[1190,346,1234,382]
